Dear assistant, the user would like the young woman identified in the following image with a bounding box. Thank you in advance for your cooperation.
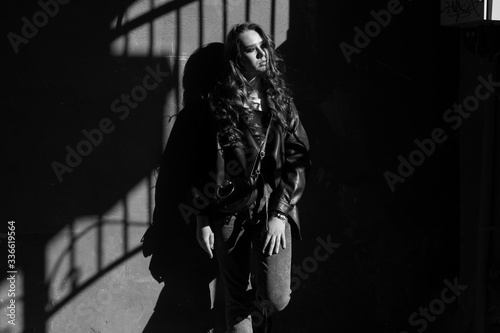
[193,22,310,332]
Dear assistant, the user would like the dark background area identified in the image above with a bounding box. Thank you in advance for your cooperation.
[3,0,499,332]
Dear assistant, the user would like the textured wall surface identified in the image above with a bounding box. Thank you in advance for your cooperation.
[45,1,288,332]
[4,0,468,332]
[3,1,289,333]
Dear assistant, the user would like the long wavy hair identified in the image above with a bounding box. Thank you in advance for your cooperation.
[211,22,294,149]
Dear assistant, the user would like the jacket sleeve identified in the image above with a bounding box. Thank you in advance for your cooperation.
[268,102,311,215]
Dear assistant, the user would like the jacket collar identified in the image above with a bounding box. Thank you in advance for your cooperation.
[266,94,277,114]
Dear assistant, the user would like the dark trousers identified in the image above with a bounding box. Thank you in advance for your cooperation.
[214,212,292,333]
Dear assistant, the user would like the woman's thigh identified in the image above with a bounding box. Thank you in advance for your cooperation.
[251,220,292,312]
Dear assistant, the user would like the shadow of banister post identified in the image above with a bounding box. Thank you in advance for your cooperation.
[271,0,276,41]
[70,220,77,291]
[148,174,154,226]
[123,196,129,254]
[245,0,250,22]
[223,0,227,40]
[199,0,204,48]
[149,0,154,57]
[97,215,103,271]
[176,8,181,114]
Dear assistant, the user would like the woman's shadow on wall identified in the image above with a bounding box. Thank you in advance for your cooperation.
[142,42,226,333]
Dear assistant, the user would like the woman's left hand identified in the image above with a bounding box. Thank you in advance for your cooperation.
[263,216,287,256]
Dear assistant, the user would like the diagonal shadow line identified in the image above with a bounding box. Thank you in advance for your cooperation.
[108,0,198,41]
[44,219,148,285]
[47,245,143,318]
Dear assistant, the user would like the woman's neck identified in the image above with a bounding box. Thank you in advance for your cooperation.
[247,76,268,112]
[247,76,263,94]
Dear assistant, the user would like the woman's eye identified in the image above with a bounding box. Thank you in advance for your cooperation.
[245,48,255,53]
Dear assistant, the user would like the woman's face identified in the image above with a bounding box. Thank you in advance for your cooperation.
[238,29,268,80]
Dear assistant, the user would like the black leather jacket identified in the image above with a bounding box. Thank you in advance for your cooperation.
[189,97,311,239]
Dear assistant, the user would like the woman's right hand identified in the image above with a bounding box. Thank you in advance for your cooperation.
[196,216,214,258]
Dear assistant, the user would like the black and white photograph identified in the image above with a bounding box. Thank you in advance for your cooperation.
[3,0,500,332]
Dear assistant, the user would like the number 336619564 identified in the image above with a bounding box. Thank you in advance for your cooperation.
[7,221,16,268]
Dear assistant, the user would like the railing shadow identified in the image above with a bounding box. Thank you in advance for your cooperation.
[6,0,285,332]
[4,0,463,332]
[4,0,214,332]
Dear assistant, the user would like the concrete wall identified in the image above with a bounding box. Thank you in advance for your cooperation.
[2,1,289,333]
[3,0,468,332]
[43,2,289,332]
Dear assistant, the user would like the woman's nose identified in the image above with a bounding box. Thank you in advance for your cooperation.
[256,47,264,58]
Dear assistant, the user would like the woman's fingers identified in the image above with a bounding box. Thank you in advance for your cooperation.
[207,232,214,258]
[204,231,214,258]
[205,240,213,258]
[209,232,214,249]
[264,217,287,255]
[264,234,285,255]
[196,225,214,258]
[268,236,277,256]
[274,233,285,253]
[201,237,213,258]
[263,233,271,252]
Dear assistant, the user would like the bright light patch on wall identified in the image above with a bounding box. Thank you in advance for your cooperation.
[152,11,177,56]
[109,0,290,57]
[273,0,290,47]
[44,175,158,332]
[45,177,153,305]
[47,258,157,333]
[104,176,153,226]
[45,224,72,306]
[109,0,156,57]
